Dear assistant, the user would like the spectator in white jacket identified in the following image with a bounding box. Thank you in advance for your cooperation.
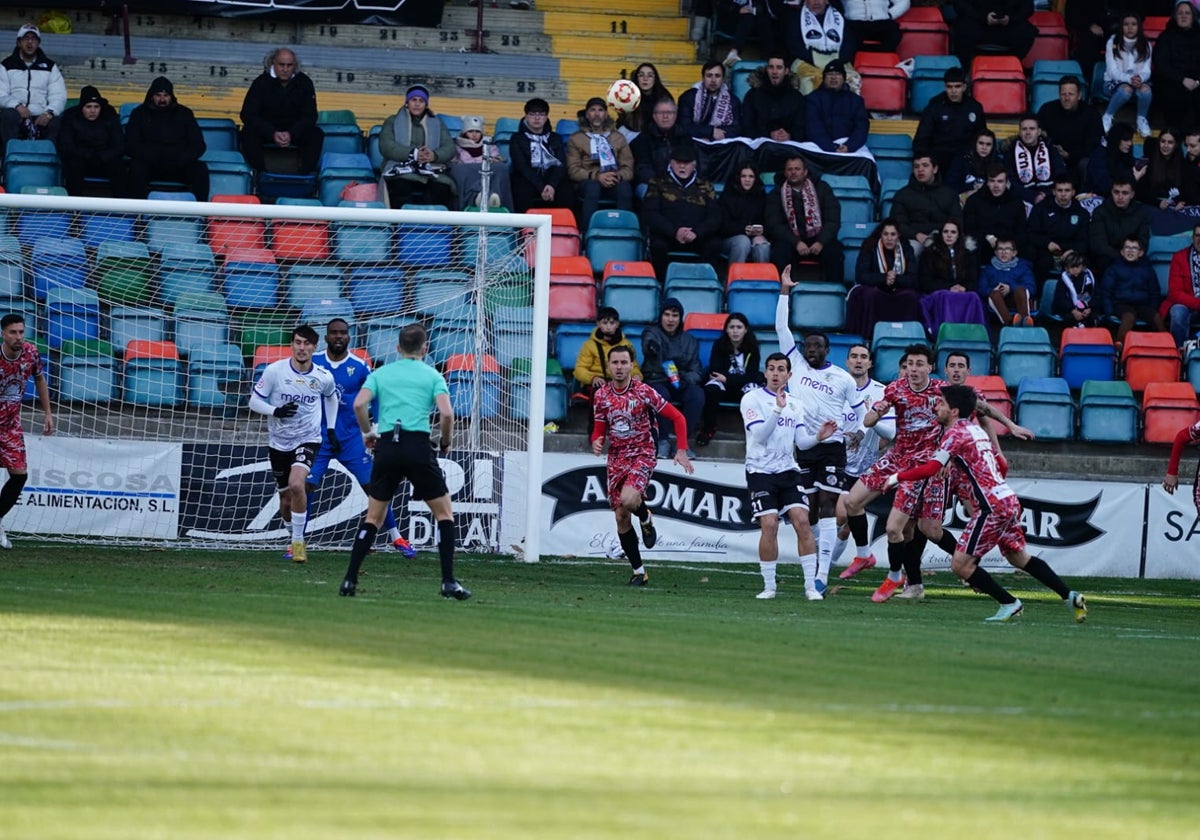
[841,0,911,56]
[0,23,66,146]
[1103,13,1153,138]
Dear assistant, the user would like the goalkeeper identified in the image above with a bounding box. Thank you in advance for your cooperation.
[247,325,339,564]
[308,318,414,558]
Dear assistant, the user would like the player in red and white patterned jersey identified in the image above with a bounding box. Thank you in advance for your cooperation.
[0,314,54,549]
[591,345,694,586]
[885,385,1087,623]
[1163,418,1200,516]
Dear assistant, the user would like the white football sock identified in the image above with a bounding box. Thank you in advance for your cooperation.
[292,512,307,542]
[800,553,818,590]
[817,518,837,584]
[759,561,777,591]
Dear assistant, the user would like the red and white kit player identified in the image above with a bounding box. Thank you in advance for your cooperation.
[1163,418,1200,516]
[0,313,54,549]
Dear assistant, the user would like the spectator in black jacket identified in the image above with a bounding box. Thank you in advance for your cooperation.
[239,47,323,175]
[890,154,962,254]
[1051,249,1099,327]
[913,67,988,174]
[765,155,844,283]
[678,61,742,141]
[1089,178,1152,278]
[845,219,923,340]
[1151,1,1200,132]
[508,98,573,214]
[952,0,1036,66]
[1086,120,1142,198]
[641,142,722,280]
[124,76,208,200]
[741,56,806,143]
[717,165,771,264]
[55,85,125,197]
[962,163,1028,263]
[1026,176,1090,288]
[697,312,763,446]
[1065,0,1115,84]
[1036,75,1104,187]
[946,126,1000,195]
[630,96,684,199]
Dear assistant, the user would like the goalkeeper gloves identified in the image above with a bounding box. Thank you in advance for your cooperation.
[327,433,342,456]
[274,402,299,418]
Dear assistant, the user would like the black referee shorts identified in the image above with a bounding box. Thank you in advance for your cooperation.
[367,431,449,502]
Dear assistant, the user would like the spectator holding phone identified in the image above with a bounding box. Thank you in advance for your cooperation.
[717,164,771,265]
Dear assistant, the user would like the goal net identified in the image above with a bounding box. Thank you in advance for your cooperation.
[0,192,551,561]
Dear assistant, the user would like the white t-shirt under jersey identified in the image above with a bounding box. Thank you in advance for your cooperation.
[252,358,338,451]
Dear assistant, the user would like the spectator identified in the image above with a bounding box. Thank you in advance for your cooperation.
[1089,177,1152,277]
[55,85,125,197]
[630,96,684,199]
[918,218,987,334]
[1005,113,1067,204]
[678,61,742,140]
[1052,249,1099,328]
[891,154,962,254]
[979,237,1037,325]
[698,312,764,446]
[790,0,856,95]
[720,1,783,70]
[573,306,643,416]
[914,67,988,175]
[1160,223,1200,347]
[618,62,672,138]
[1184,127,1200,204]
[717,164,772,264]
[805,60,869,154]
[1036,75,1104,186]
[1027,175,1090,285]
[379,84,456,208]
[1086,120,1142,196]
[1065,0,1115,85]
[1151,0,1200,132]
[765,155,845,283]
[1097,236,1167,344]
[1102,13,1154,138]
[508,97,573,214]
[962,163,1028,264]
[0,23,65,144]
[1137,127,1188,213]
[641,297,704,458]
[846,218,923,340]
[567,96,634,230]
[946,126,1000,195]
[448,116,512,210]
[641,142,721,279]
[124,76,209,200]
[741,55,807,143]
[238,47,323,176]
[952,0,1037,66]
[842,0,911,57]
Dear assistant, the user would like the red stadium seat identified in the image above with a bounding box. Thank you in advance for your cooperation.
[971,56,1027,116]
[270,215,330,262]
[1122,332,1181,393]
[897,7,950,60]
[965,374,1013,436]
[602,260,657,284]
[1144,16,1169,44]
[444,353,501,374]
[526,207,582,262]
[855,52,907,113]
[549,256,597,321]
[1023,11,1069,68]
[726,262,780,287]
[207,195,265,256]
[682,312,728,332]
[1142,382,1200,443]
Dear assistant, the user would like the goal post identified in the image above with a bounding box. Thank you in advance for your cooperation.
[0,191,551,562]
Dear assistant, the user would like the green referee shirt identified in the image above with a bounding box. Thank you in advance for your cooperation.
[364,358,450,433]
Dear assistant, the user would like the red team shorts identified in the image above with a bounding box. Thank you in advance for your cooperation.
[860,449,945,521]
[607,449,656,509]
[0,426,26,472]
[958,495,1026,558]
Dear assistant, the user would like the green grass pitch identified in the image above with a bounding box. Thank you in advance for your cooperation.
[1,546,1198,839]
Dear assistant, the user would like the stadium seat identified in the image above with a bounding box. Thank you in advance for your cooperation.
[316,152,375,206]
[725,262,779,286]
[1187,345,1200,391]
[284,264,343,310]
[788,281,846,331]
[251,344,292,380]
[727,280,782,329]
[870,133,914,184]
[318,112,365,157]
[1142,382,1200,443]
[445,353,502,419]
[510,357,569,424]
[187,342,245,409]
[15,203,71,248]
[123,340,182,407]
[361,314,408,365]
[332,202,394,262]
[820,174,876,223]
[397,207,454,268]
[109,305,167,352]
[1059,327,1115,389]
[145,205,205,255]
[237,312,292,358]
[585,209,644,272]
[57,339,116,404]
[602,261,661,324]
[1016,376,1075,440]
[1024,11,1069,68]
[94,241,153,305]
[935,322,993,375]
[729,60,765,100]
[202,150,254,198]
[909,55,961,113]
[426,316,477,369]
[1037,279,1066,329]
[484,283,532,314]
[31,236,87,299]
[549,256,597,322]
[839,222,874,286]
[3,139,60,192]
[897,7,950,61]
[1122,332,1181,393]
[173,292,229,357]
[197,117,239,153]
[872,320,928,380]
[855,52,907,113]
[553,322,596,375]
[528,208,582,260]
[159,242,217,305]
[300,298,354,336]
[971,55,1027,116]
[1144,15,1170,44]
[222,247,279,309]
[206,195,265,256]
[997,325,1055,386]
[1079,379,1139,444]
[269,198,330,262]
[347,266,405,317]
[45,287,100,350]
[412,273,472,317]
[79,212,135,250]
[0,235,22,298]
[825,333,867,367]
[965,375,1013,435]
[684,312,728,369]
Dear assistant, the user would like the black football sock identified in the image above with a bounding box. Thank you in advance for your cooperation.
[1021,556,1071,599]
[438,519,456,583]
[0,472,27,519]
[933,530,958,556]
[344,521,378,584]
[966,567,1016,604]
[847,513,869,548]
[619,527,642,569]
[886,540,905,573]
[633,502,650,522]
[903,533,926,586]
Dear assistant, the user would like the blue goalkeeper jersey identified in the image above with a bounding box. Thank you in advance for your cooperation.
[313,350,372,442]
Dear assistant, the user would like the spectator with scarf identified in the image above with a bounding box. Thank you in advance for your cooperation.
[1005,113,1067,205]
[567,96,634,231]
[378,84,456,208]
[1052,250,1099,328]
[788,0,857,95]
[678,61,742,140]
[1161,223,1200,348]
[508,97,573,214]
[765,155,844,283]
[846,218,923,340]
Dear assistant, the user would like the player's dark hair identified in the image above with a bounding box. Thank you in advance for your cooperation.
[292,324,319,345]
[941,384,977,418]
[608,345,633,362]
[944,350,971,369]
[765,351,791,370]
[0,313,24,330]
[903,343,935,365]
[848,343,871,359]
[326,317,350,331]
[399,323,428,354]
[802,329,830,349]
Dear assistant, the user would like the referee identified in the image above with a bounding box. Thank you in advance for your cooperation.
[339,323,470,600]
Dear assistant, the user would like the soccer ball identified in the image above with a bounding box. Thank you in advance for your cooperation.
[606,79,642,114]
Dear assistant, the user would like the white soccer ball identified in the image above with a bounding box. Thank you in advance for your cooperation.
[606,79,642,114]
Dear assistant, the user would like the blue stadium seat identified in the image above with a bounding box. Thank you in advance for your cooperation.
[173,292,229,357]
[32,237,87,300]
[198,117,239,153]
[0,235,24,298]
[879,178,907,220]
[1078,379,1138,443]
[362,315,410,364]
[397,207,454,267]
[316,153,375,206]
[16,204,71,247]
[221,248,279,309]
[872,320,928,380]
[1016,376,1075,440]
[57,339,115,404]
[789,281,846,331]
[510,358,569,423]
[79,212,136,249]
[426,316,477,369]
[1059,327,1115,389]
[554,322,595,373]
[319,122,365,157]
[344,267,403,317]
[4,139,61,192]
[997,325,1055,386]
[826,332,867,366]
[726,281,782,329]
[821,174,876,223]
[202,149,254,198]
[284,264,344,309]
[839,222,874,286]
[159,242,217,305]
[366,125,384,173]
[445,353,501,419]
[187,343,245,409]
[300,298,355,334]
[585,209,644,272]
[46,287,100,349]
[123,340,182,407]
[109,305,167,352]
[935,321,993,374]
[910,55,962,112]
[663,262,721,318]
[332,202,394,262]
[145,205,205,255]
[602,269,661,325]
[868,134,914,184]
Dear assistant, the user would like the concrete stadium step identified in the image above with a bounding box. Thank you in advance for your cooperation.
[542,11,690,39]
[532,0,681,14]
[551,32,696,63]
